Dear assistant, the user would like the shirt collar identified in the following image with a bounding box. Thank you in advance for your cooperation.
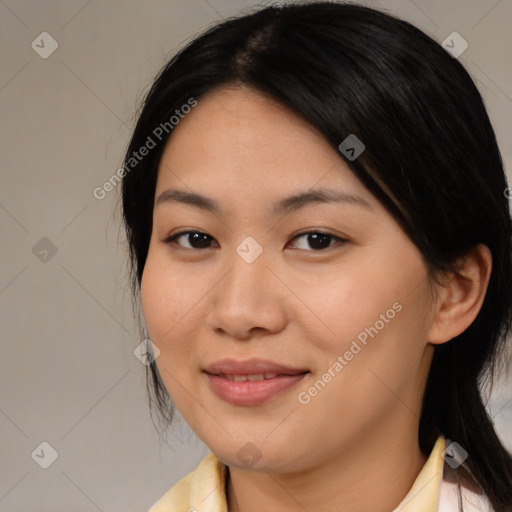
[391,435,446,512]
[149,435,446,512]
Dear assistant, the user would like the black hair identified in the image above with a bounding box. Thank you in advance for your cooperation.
[120,2,512,509]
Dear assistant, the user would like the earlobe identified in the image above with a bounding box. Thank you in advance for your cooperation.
[427,244,492,345]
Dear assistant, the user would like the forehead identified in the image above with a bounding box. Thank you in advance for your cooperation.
[154,86,376,213]
[160,86,331,166]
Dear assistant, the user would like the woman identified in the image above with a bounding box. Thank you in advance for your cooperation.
[121,2,512,511]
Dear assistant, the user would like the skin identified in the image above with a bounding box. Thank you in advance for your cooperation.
[140,86,492,512]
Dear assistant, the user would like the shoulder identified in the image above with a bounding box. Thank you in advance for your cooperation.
[438,472,494,512]
[147,452,228,512]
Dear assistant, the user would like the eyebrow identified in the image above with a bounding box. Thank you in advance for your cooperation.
[156,187,372,215]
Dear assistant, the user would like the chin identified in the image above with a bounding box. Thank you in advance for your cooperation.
[204,437,305,473]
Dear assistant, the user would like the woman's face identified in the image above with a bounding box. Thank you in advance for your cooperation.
[141,86,437,472]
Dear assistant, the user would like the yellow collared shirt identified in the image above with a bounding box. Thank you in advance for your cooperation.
[147,436,491,512]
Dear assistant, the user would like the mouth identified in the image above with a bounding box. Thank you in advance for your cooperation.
[216,373,285,381]
[204,357,308,376]
[203,358,309,406]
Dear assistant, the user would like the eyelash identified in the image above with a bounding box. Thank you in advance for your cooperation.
[163,230,347,252]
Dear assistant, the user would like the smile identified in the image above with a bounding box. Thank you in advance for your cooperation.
[205,371,309,406]
[220,373,279,381]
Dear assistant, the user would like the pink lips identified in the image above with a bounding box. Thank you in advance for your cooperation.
[203,358,309,406]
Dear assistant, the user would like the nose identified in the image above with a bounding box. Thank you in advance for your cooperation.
[205,246,288,340]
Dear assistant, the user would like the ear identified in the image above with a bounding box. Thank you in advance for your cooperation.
[427,244,492,345]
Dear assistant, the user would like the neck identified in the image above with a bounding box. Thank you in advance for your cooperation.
[226,417,428,512]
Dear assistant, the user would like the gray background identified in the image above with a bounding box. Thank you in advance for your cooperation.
[1,0,511,510]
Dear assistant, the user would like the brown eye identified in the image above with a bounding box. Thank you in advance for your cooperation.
[165,231,218,249]
[288,231,345,251]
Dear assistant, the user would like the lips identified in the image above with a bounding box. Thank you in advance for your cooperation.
[221,373,279,381]
[204,358,309,406]
[204,358,308,376]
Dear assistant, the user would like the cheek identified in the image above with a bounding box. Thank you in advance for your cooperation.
[297,262,401,353]
[325,284,430,407]
[302,246,431,380]
[140,252,204,409]
[294,294,430,448]
[141,249,193,337]
[140,250,202,373]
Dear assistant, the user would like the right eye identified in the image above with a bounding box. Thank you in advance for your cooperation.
[164,230,219,250]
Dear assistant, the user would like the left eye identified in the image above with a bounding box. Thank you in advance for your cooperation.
[164,230,344,251]
[288,231,344,251]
